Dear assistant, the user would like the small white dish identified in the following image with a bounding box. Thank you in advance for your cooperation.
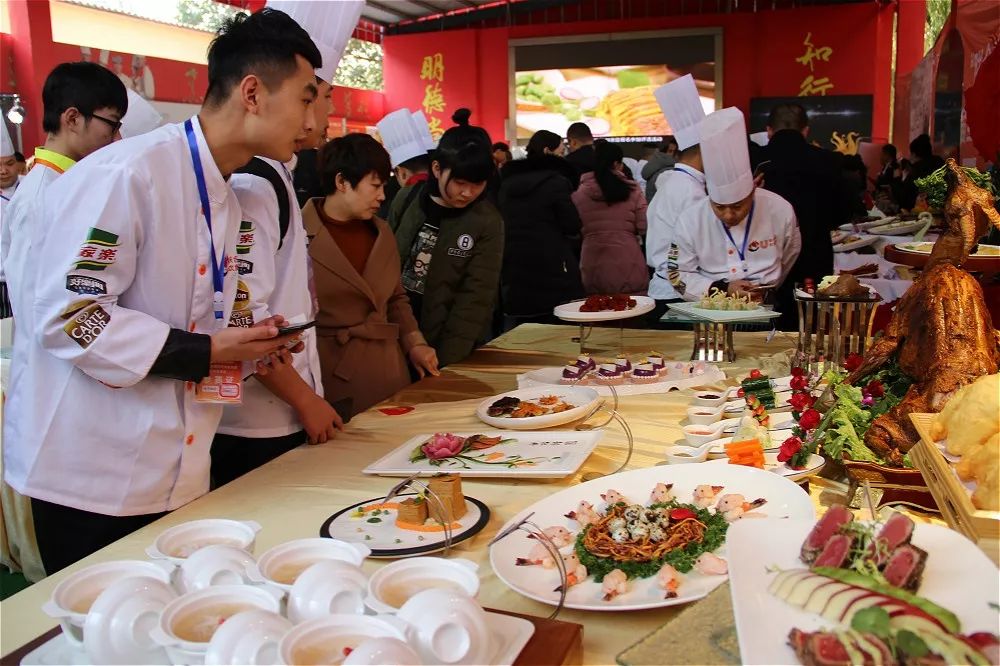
[278,615,409,666]
[686,404,724,425]
[682,423,725,446]
[177,545,256,593]
[366,557,480,614]
[396,588,493,665]
[690,389,733,407]
[665,443,712,464]
[150,584,282,665]
[343,637,422,665]
[764,451,825,482]
[203,610,292,665]
[147,519,261,564]
[83,575,177,665]
[42,559,173,646]
[287,560,369,623]
[250,538,370,591]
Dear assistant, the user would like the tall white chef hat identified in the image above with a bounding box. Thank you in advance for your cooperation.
[0,120,13,157]
[700,107,754,205]
[267,0,365,84]
[120,89,163,139]
[410,110,436,150]
[377,109,428,167]
[748,131,769,147]
[653,74,706,151]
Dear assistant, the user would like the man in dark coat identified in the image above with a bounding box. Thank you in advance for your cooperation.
[754,103,855,329]
[564,122,596,176]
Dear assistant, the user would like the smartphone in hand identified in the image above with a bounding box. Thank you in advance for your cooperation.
[276,321,316,336]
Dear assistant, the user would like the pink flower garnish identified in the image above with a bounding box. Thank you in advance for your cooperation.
[421,433,466,460]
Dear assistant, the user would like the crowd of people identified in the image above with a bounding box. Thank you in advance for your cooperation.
[0,3,955,579]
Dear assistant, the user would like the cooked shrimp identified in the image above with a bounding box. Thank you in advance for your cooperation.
[515,541,558,568]
[601,489,628,506]
[693,485,724,508]
[694,552,728,575]
[715,494,768,522]
[553,552,588,593]
[564,500,599,526]
[657,563,681,599]
[601,569,628,601]
[528,526,575,548]
[649,482,675,504]
[537,395,560,405]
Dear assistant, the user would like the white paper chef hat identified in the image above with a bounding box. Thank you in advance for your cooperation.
[700,107,754,205]
[0,120,13,157]
[653,74,706,151]
[410,110,436,150]
[267,0,365,84]
[377,108,428,167]
[120,89,163,139]
[749,131,769,147]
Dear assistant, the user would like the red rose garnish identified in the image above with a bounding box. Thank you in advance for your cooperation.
[670,508,697,521]
[790,366,806,377]
[749,369,762,379]
[798,408,822,431]
[788,392,810,412]
[865,380,885,399]
[737,387,745,398]
[777,436,802,463]
[844,352,863,372]
[789,375,808,391]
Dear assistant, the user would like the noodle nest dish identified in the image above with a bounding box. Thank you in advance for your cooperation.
[575,501,729,582]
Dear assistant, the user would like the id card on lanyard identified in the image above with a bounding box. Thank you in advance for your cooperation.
[185,119,243,404]
[720,202,755,276]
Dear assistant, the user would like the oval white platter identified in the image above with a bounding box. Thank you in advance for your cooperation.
[476,386,601,431]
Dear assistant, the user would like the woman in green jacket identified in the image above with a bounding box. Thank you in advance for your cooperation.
[390,109,504,367]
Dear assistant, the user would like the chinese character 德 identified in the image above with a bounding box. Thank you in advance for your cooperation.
[798,75,834,97]
[795,32,833,72]
[420,53,445,82]
[422,82,445,115]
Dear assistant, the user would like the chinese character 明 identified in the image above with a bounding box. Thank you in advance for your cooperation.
[422,82,445,115]
[795,32,833,72]
[798,75,834,96]
[419,53,445,82]
[427,116,444,139]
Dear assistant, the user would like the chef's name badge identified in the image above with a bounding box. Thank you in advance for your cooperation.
[195,361,243,404]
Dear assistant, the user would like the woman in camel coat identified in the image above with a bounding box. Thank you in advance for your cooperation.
[303,134,438,417]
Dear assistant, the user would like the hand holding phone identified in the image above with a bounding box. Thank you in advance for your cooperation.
[276,321,316,336]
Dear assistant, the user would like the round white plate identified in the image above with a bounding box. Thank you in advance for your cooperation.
[832,235,880,252]
[896,242,1000,257]
[476,386,601,430]
[321,494,490,558]
[866,219,927,235]
[838,216,898,231]
[763,451,824,482]
[553,296,655,322]
[489,462,816,612]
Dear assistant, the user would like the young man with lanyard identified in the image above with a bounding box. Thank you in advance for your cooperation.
[3,8,319,574]
[1,63,128,322]
[645,75,708,321]
[672,107,800,305]
[212,0,364,487]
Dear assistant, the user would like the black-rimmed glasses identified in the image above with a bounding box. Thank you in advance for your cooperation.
[89,113,123,133]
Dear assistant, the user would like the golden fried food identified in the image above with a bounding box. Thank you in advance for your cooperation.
[932,374,1000,457]
[970,444,999,511]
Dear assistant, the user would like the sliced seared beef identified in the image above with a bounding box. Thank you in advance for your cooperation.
[813,533,856,568]
[867,513,914,567]
[801,505,854,564]
[882,543,928,591]
[789,629,898,666]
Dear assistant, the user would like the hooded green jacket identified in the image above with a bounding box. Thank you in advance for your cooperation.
[389,184,504,366]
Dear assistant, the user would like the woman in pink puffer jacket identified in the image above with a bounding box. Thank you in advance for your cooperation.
[571,141,648,295]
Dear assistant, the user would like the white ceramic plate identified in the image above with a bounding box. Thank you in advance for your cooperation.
[476,386,601,430]
[763,451,824,482]
[553,295,655,322]
[722,390,795,414]
[896,242,1000,257]
[667,301,781,323]
[719,411,795,435]
[832,235,880,252]
[727,519,1000,665]
[489,462,816,612]
[488,612,536,665]
[520,363,727,396]
[866,219,927,235]
[321,494,490,558]
[363,430,604,478]
[839,216,899,231]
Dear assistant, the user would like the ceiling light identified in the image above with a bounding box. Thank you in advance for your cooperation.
[7,102,25,125]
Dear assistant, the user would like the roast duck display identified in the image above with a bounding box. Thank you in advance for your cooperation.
[846,160,1000,466]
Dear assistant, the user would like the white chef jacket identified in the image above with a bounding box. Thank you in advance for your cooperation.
[646,164,707,300]
[3,117,241,516]
[672,188,800,300]
[218,158,323,438]
[2,164,66,317]
[1,176,24,280]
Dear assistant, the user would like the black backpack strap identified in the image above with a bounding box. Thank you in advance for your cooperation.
[234,157,291,250]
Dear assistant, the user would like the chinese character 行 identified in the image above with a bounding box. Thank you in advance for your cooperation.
[420,53,445,82]
[798,75,834,96]
[795,32,833,72]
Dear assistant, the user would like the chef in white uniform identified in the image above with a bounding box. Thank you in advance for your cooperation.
[213,0,364,487]
[1,120,19,318]
[672,107,800,302]
[3,8,321,575]
[645,74,708,311]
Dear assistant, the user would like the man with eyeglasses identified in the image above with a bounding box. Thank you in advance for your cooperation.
[1,62,128,320]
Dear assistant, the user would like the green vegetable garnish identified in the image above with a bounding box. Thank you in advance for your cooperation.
[896,630,930,658]
[366,517,382,524]
[914,164,994,209]
[851,606,891,638]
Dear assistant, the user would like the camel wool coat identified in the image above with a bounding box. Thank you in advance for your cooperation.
[303,199,426,416]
